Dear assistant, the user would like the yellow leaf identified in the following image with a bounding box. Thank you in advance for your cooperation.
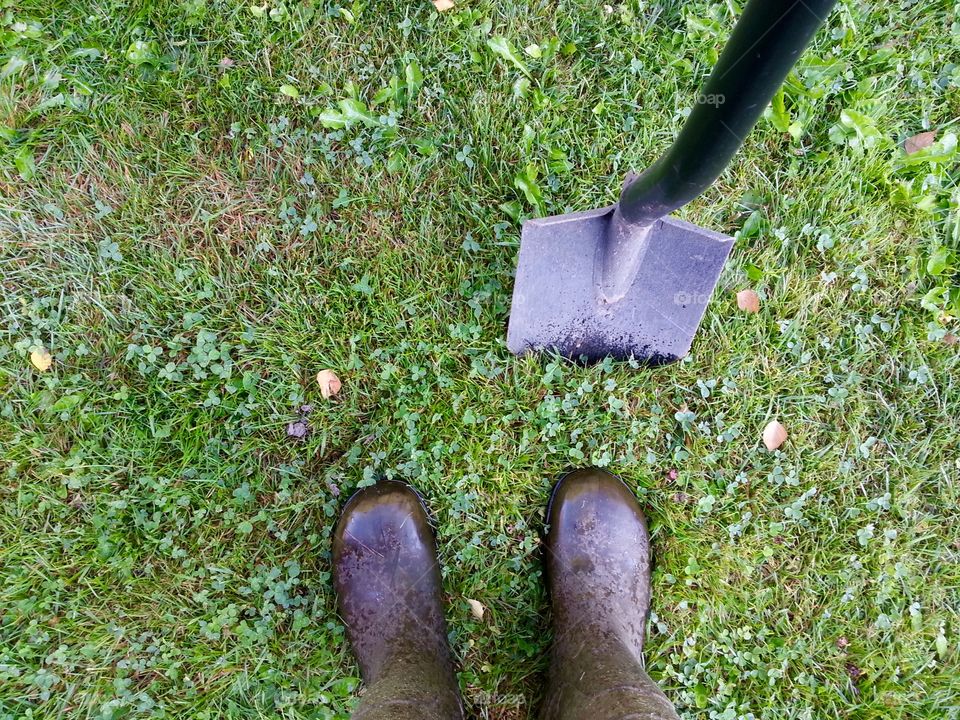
[466,598,485,620]
[30,348,53,372]
[316,369,342,399]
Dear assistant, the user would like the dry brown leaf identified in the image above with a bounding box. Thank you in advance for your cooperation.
[432,0,454,11]
[316,369,342,399]
[736,289,760,313]
[944,333,957,347]
[466,598,485,620]
[762,420,788,451]
[30,348,53,372]
[905,130,936,155]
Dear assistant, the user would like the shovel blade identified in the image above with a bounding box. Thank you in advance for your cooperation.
[507,205,734,364]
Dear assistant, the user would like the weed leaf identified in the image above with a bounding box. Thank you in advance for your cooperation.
[487,36,532,78]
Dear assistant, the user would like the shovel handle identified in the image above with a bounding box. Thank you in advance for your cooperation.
[618,0,837,224]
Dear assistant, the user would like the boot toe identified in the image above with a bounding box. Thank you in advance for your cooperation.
[333,480,433,557]
[547,467,649,532]
[332,481,438,599]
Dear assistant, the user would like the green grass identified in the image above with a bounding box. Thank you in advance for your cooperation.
[2,0,959,718]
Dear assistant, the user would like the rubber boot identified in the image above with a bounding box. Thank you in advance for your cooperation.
[540,468,679,720]
[333,481,464,720]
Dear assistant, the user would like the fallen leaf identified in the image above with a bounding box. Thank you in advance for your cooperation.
[905,130,936,155]
[466,598,485,620]
[736,289,760,313]
[762,420,788,451]
[944,333,957,346]
[30,348,53,372]
[432,0,454,10]
[316,369,342,399]
[287,420,309,440]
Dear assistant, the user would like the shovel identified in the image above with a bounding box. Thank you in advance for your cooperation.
[507,0,837,364]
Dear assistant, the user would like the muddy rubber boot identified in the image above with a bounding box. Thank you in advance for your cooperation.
[333,481,464,720]
[540,468,679,720]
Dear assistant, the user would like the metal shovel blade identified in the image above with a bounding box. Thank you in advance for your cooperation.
[506,205,734,365]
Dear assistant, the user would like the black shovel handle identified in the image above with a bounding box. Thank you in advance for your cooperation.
[618,0,837,224]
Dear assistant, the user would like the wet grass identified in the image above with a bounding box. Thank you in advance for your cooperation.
[1,1,959,718]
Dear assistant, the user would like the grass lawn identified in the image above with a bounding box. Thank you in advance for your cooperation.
[2,0,959,717]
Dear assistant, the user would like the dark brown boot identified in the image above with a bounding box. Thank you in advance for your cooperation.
[333,481,464,720]
[540,468,679,720]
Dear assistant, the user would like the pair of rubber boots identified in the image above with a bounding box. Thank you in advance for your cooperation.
[332,468,678,720]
